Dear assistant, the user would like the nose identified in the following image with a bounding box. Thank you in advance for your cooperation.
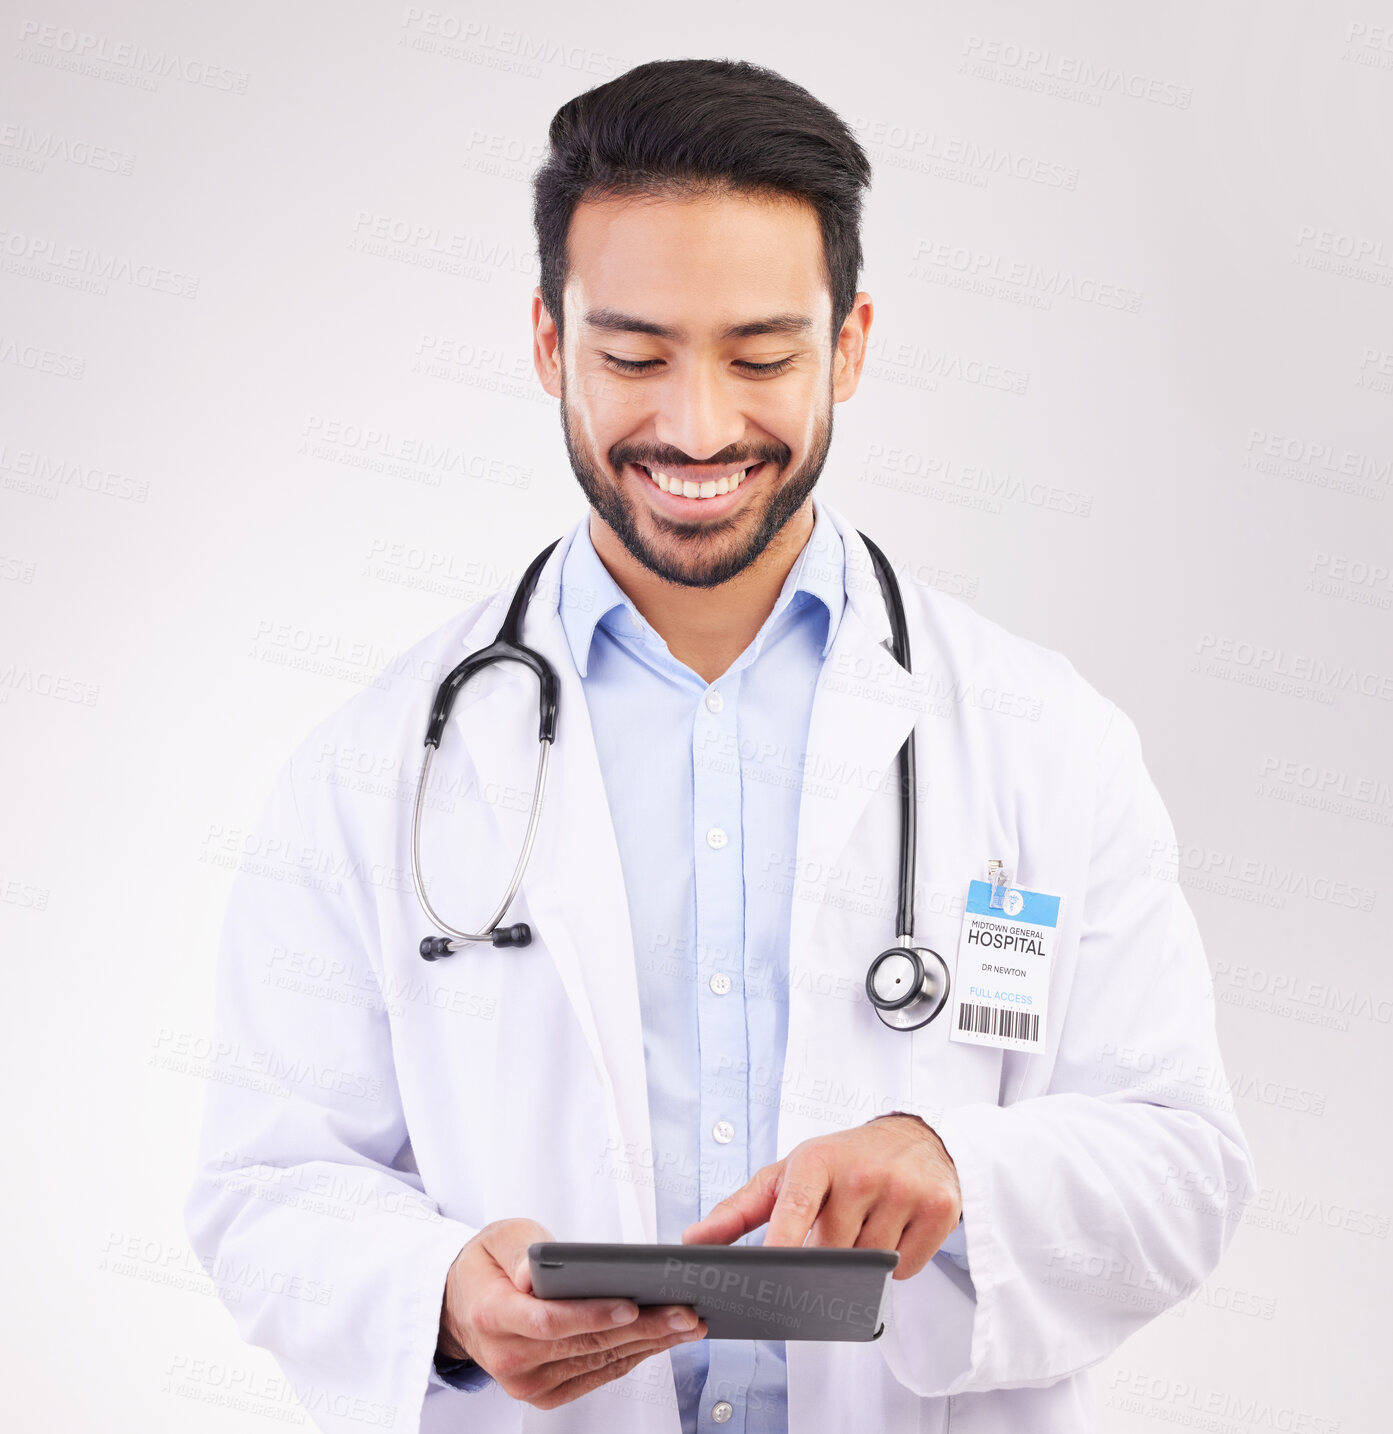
[651,360,747,463]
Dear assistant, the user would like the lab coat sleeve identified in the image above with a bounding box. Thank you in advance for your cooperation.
[878,701,1259,1395]
[182,744,483,1433]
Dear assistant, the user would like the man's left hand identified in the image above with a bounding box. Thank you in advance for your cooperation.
[680,1115,963,1280]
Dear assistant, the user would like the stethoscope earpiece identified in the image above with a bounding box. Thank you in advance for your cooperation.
[865,945,951,1032]
[422,924,530,960]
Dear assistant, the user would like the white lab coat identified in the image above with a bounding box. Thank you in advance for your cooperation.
[184,498,1256,1434]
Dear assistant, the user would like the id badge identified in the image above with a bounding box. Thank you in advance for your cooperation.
[949,878,1062,1054]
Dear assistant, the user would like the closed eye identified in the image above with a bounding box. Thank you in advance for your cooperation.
[738,357,796,376]
[601,354,797,376]
[600,355,662,373]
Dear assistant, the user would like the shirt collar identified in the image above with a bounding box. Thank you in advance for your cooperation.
[559,498,847,678]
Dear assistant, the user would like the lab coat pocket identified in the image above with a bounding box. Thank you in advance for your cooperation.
[907,909,1004,1123]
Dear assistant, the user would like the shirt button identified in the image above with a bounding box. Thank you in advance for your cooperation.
[711,1401,734,1424]
[712,1120,735,1144]
[704,689,724,713]
[709,972,732,995]
[705,827,728,850]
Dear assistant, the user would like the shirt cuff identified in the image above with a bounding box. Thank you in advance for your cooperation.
[433,1352,495,1391]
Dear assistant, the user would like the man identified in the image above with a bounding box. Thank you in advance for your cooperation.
[185,58,1256,1434]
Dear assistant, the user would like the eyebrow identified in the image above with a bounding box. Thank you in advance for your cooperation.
[583,308,815,341]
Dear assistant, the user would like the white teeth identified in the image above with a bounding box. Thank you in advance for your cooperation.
[642,464,753,498]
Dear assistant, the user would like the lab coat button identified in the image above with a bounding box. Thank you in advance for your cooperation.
[709,972,732,995]
[704,689,724,713]
[711,1401,734,1423]
[712,1120,735,1144]
[706,827,728,850]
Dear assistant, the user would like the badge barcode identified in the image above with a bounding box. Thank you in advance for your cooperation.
[957,1001,1040,1044]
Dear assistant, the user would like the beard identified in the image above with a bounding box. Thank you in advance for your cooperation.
[558,366,835,589]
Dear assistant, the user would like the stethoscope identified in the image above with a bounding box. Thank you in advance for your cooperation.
[411,531,952,1033]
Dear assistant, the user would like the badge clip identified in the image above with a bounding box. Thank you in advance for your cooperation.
[987,858,1014,910]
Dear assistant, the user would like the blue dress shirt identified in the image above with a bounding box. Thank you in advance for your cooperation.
[435,501,846,1431]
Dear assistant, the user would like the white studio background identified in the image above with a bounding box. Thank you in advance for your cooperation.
[2,1,1389,1429]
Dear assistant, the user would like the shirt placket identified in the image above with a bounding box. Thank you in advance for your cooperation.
[692,659,757,1433]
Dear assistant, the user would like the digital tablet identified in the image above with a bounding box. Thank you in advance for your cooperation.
[528,1242,897,1341]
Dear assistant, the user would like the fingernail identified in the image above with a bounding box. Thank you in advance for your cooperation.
[611,1303,637,1325]
[669,1311,696,1331]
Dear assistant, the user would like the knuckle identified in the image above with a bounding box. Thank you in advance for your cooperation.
[572,1328,606,1357]
[845,1163,878,1197]
[608,1351,643,1381]
[923,1185,957,1223]
[785,1150,831,1188]
[573,1345,608,1375]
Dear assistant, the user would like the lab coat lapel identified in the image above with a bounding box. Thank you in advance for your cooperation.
[787,509,930,963]
[449,537,656,1242]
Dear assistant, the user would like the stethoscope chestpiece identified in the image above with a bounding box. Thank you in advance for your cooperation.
[865,945,951,1031]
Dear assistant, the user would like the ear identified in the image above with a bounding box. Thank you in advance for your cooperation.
[831,292,873,404]
[532,286,562,399]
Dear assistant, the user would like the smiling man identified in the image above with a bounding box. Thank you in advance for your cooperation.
[186,55,1256,1434]
[425,54,1251,1429]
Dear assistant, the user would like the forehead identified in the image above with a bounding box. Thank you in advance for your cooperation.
[563,190,831,335]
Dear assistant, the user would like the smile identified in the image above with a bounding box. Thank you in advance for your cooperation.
[634,460,766,501]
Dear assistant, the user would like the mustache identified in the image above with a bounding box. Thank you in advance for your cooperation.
[611,445,790,470]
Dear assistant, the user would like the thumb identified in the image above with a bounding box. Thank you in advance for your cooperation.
[482,1218,555,1296]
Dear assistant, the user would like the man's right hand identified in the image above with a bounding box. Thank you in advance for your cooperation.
[438,1219,708,1409]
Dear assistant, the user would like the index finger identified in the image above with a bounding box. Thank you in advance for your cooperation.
[682,1165,783,1246]
[764,1154,833,1249]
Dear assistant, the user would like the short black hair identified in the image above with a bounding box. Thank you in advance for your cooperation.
[532,57,872,344]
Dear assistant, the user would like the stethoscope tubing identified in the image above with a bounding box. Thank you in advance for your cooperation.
[410,738,551,951]
[856,531,918,946]
[410,526,948,1029]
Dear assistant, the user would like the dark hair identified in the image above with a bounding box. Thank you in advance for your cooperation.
[532,58,872,343]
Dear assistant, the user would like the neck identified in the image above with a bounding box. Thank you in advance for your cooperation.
[589,501,817,685]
